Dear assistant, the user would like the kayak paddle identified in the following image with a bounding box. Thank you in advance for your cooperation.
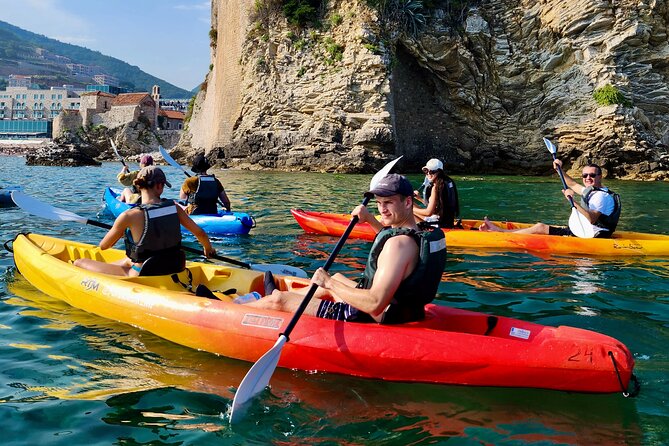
[543,138,595,239]
[110,139,127,167]
[159,145,230,211]
[10,191,307,278]
[229,155,403,424]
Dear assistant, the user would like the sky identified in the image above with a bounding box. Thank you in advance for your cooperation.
[0,0,212,91]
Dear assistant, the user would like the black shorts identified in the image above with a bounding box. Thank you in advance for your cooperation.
[548,225,612,238]
[548,226,573,236]
[316,300,374,323]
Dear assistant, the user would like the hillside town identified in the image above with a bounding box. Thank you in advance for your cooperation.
[0,73,187,140]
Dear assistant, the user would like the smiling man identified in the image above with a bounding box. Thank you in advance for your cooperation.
[480,160,622,238]
[247,174,447,324]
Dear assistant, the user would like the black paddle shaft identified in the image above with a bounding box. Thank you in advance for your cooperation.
[281,195,371,339]
[550,153,578,208]
[84,218,252,269]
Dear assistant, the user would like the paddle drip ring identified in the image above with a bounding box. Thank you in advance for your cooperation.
[608,351,640,397]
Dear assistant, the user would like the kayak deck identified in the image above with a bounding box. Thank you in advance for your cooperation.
[10,233,636,394]
[291,209,669,257]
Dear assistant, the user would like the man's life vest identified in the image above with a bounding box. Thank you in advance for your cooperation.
[125,200,182,263]
[426,176,460,228]
[358,227,447,324]
[581,186,622,233]
[187,175,219,215]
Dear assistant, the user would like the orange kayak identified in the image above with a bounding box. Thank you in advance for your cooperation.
[291,209,669,257]
[10,232,636,393]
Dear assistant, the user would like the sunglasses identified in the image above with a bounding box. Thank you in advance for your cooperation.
[582,172,600,178]
[422,169,438,175]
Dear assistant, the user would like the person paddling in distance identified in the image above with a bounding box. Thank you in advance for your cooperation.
[179,153,232,214]
[479,160,621,237]
[118,154,154,203]
[74,166,216,276]
[243,174,447,324]
[413,158,460,228]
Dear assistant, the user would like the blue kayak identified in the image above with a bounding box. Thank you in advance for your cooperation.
[102,187,255,236]
[0,186,22,208]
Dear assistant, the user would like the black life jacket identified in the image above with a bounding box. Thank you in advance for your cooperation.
[125,200,182,263]
[581,186,621,233]
[359,227,447,324]
[426,176,460,228]
[187,174,219,215]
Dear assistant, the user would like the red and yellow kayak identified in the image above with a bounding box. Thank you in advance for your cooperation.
[291,209,669,257]
[10,233,636,394]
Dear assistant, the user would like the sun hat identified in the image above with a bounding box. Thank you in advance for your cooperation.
[367,174,413,197]
[422,158,443,172]
[136,166,171,188]
[139,154,154,166]
[191,153,211,173]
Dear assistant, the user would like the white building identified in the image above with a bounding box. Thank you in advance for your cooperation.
[0,85,83,120]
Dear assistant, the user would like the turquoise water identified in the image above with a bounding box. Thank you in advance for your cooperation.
[0,155,667,445]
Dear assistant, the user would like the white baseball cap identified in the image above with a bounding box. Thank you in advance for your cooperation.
[422,158,443,172]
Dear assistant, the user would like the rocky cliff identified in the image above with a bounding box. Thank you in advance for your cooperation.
[179,0,669,179]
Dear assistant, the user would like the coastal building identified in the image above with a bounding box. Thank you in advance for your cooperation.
[158,109,185,130]
[0,84,82,138]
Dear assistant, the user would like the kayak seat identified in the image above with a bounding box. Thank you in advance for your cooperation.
[484,316,498,336]
[139,251,186,277]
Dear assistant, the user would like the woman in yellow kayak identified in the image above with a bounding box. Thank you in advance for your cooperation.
[412,158,460,228]
[75,166,216,276]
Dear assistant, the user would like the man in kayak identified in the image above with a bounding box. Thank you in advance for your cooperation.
[179,153,232,214]
[75,166,216,276]
[413,158,460,228]
[479,160,621,237]
[246,174,447,324]
[118,154,154,203]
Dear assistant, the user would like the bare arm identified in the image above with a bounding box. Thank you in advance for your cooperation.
[176,206,216,256]
[219,188,231,212]
[413,185,438,217]
[352,204,383,233]
[99,212,131,249]
[553,159,584,195]
[563,189,601,223]
[311,235,418,317]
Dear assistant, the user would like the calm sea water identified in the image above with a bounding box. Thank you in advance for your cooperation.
[0,155,667,445]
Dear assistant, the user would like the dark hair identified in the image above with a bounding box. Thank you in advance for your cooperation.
[431,170,447,217]
[584,163,602,175]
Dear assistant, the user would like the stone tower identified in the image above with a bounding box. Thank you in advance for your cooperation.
[152,85,160,129]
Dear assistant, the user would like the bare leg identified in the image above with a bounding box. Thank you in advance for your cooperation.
[120,188,133,203]
[73,258,135,276]
[246,289,322,316]
[478,217,550,235]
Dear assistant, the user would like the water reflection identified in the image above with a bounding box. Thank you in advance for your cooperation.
[3,274,643,444]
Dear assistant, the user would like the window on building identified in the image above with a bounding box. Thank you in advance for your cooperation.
[58,94,62,99]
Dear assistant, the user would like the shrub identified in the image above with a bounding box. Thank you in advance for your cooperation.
[209,28,218,47]
[329,13,343,27]
[283,0,322,27]
[593,84,632,107]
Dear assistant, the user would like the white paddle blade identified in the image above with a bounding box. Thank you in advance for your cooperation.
[543,137,557,155]
[230,335,288,424]
[250,263,308,278]
[110,139,121,158]
[369,156,403,190]
[159,145,189,174]
[11,191,88,224]
[568,208,596,238]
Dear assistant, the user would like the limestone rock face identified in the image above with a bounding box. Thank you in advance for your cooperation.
[180,0,669,179]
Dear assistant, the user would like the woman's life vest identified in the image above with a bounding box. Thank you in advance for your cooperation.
[426,175,460,228]
[187,174,219,215]
[358,227,447,324]
[580,186,621,233]
[125,200,182,263]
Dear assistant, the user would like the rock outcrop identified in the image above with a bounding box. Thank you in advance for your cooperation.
[179,0,669,179]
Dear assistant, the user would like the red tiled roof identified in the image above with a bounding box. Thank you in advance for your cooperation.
[158,109,185,120]
[112,93,153,106]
